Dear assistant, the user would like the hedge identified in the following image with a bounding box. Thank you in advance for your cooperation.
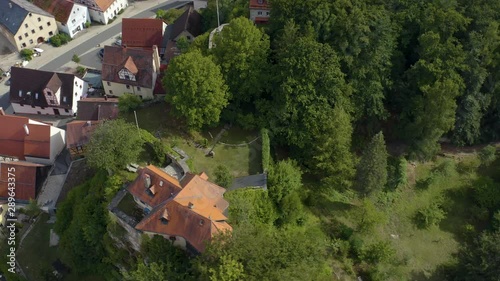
[139,129,167,165]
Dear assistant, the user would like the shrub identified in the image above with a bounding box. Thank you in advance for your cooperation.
[414,202,446,229]
[479,145,497,166]
[118,93,142,112]
[20,49,34,61]
[139,129,167,165]
[118,9,124,15]
[261,128,270,172]
[361,241,395,264]
[76,66,86,76]
[85,21,91,28]
[72,54,80,63]
[50,33,71,47]
[214,165,233,188]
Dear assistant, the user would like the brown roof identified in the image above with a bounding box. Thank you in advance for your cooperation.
[65,121,100,149]
[171,4,202,40]
[94,0,114,11]
[0,161,44,201]
[128,165,183,208]
[249,0,270,9]
[76,97,119,121]
[133,168,231,253]
[0,115,52,160]
[101,46,155,88]
[10,67,78,109]
[32,0,75,23]
[122,18,165,48]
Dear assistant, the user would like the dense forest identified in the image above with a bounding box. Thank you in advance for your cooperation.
[2,0,499,281]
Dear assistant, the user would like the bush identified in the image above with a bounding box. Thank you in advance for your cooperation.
[387,156,407,190]
[118,9,124,15]
[118,93,142,112]
[76,66,86,76]
[72,54,80,63]
[20,49,34,61]
[261,128,270,172]
[479,145,497,166]
[214,165,233,188]
[139,129,167,165]
[85,21,91,28]
[414,201,446,229]
[50,33,71,47]
[361,241,395,264]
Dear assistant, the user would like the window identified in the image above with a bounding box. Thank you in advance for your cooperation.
[266,11,270,15]
[31,29,35,34]
[137,87,141,91]
[49,31,53,36]
[109,90,113,94]
[18,36,22,40]
[258,11,262,15]
[75,92,77,96]
[22,43,26,47]
[47,22,51,26]
[38,17,41,22]
[65,109,69,113]
[24,24,28,28]
[29,39,33,44]
[24,33,28,38]
[39,26,43,30]
[107,81,111,86]
[126,85,130,89]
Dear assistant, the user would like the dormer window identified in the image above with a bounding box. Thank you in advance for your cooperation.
[160,209,169,224]
[118,68,136,81]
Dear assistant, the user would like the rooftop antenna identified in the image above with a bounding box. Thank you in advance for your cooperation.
[216,0,220,27]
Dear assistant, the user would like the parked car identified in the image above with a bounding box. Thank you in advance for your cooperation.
[3,70,10,77]
[98,48,104,60]
[113,39,122,46]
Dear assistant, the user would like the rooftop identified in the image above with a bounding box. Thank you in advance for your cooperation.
[0,0,54,34]
[101,46,155,88]
[122,18,165,48]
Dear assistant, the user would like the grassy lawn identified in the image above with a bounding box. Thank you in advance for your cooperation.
[121,102,262,178]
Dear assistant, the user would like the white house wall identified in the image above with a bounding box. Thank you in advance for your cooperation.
[12,103,74,116]
[14,13,58,51]
[103,81,154,99]
[249,9,270,22]
[63,4,90,38]
[73,77,88,113]
[87,0,128,24]
[49,125,66,163]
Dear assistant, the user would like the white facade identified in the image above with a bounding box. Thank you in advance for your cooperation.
[249,8,270,23]
[84,0,128,25]
[12,76,87,116]
[57,3,90,38]
[103,81,154,99]
[23,119,65,165]
[2,13,58,51]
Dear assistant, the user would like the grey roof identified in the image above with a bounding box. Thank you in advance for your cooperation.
[229,173,268,191]
[0,0,54,35]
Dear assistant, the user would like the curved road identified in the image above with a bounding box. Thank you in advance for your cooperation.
[40,0,189,71]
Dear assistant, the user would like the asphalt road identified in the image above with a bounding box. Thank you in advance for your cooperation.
[40,0,190,71]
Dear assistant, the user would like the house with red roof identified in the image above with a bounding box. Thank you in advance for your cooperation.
[0,161,50,202]
[122,18,167,54]
[120,165,232,253]
[249,0,270,24]
[0,109,65,165]
[101,45,161,99]
[33,0,90,38]
[73,0,128,24]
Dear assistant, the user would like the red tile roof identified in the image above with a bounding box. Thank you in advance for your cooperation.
[94,0,115,12]
[65,121,100,150]
[0,115,52,160]
[32,0,75,23]
[122,18,165,48]
[131,167,231,253]
[76,97,119,121]
[0,161,45,201]
[101,46,155,88]
[249,0,270,9]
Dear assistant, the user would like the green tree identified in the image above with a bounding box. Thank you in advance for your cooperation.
[155,8,184,24]
[414,201,446,229]
[123,262,167,281]
[211,17,270,126]
[25,198,41,217]
[356,132,388,195]
[163,50,229,129]
[118,93,142,112]
[177,36,191,53]
[225,189,278,226]
[86,119,143,172]
[267,159,302,205]
[72,54,80,63]
[472,176,500,212]
[200,0,248,32]
[208,255,245,281]
[20,49,34,61]
[479,145,497,166]
[453,231,500,281]
[214,164,233,188]
[356,199,386,233]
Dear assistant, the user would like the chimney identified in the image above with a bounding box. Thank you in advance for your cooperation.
[0,107,5,116]
[144,174,151,188]
[188,202,194,209]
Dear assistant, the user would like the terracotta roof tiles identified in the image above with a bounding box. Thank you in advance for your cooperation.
[65,120,100,149]
[32,0,75,23]
[122,18,165,48]
[101,46,155,88]
[0,161,45,201]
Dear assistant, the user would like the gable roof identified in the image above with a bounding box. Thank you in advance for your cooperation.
[93,0,114,11]
[0,114,52,160]
[122,18,165,48]
[0,161,45,201]
[65,120,99,150]
[76,97,119,121]
[171,4,202,40]
[101,46,155,88]
[0,0,54,35]
[128,165,183,209]
[132,167,231,253]
[9,67,78,109]
[32,0,77,23]
[249,0,270,9]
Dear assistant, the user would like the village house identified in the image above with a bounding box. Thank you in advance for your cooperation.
[163,4,202,62]
[113,165,232,254]
[122,18,167,55]
[0,0,58,51]
[32,0,90,38]
[249,0,270,24]
[73,0,128,25]
[76,97,119,121]
[65,120,99,159]
[0,109,66,165]
[9,67,88,116]
[101,45,161,99]
[0,161,50,202]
